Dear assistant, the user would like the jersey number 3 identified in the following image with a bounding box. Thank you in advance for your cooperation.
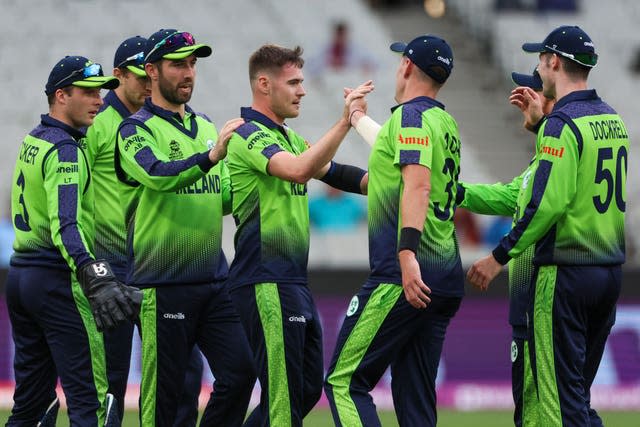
[593,146,627,213]
[14,170,31,231]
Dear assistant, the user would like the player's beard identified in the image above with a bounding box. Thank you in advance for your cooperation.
[158,73,193,105]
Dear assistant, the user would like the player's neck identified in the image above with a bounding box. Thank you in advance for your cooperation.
[151,91,185,117]
[554,79,588,103]
[251,102,285,126]
[114,89,142,115]
[49,108,80,130]
[398,81,439,104]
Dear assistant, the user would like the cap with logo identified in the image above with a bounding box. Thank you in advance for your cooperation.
[45,56,119,96]
[511,67,543,91]
[114,36,148,77]
[522,25,597,68]
[390,34,453,83]
[145,29,212,64]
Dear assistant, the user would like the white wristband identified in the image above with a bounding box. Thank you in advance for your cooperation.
[354,115,382,147]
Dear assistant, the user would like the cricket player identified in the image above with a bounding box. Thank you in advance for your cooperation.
[225,44,372,427]
[6,55,141,426]
[467,25,628,426]
[458,67,554,426]
[324,34,464,427]
[115,29,255,426]
[85,35,205,425]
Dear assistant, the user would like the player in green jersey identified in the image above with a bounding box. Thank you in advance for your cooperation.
[324,34,463,427]
[226,44,372,427]
[6,55,141,426]
[85,35,204,426]
[458,67,554,427]
[115,29,255,427]
[467,26,628,426]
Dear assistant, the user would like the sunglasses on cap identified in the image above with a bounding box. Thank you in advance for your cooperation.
[146,31,196,61]
[543,45,598,67]
[116,51,145,69]
[53,63,103,87]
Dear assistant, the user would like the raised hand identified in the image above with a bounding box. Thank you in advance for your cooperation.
[509,86,544,132]
[343,80,374,124]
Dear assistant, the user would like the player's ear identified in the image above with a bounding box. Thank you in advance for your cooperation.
[256,74,270,95]
[145,62,159,81]
[402,58,413,79]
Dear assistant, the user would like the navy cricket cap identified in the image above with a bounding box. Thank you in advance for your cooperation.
[114,36,148,77]
[145,29,212,64]
[511,67,543,90]
[390,34,453,83]
[45,56,119,95]
[522,25,598,68]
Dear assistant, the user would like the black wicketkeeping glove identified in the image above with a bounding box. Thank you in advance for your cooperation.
[77,260,142,332]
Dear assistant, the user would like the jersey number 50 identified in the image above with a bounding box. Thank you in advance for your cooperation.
[593,146,627,213]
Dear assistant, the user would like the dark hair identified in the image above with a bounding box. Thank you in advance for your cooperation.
[47,86,73,107]
[249,44,304,82]
[558,56,591,80]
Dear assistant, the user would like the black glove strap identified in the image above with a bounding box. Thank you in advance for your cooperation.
[78,260,116,284]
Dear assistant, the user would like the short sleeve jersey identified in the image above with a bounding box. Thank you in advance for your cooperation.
[493,90,627,267]
[84,91,132,278]
[225,107,310,288]
[10,114,95,273]
[461,159,537,332]
[368,96,463,297]
[115,98,231,287]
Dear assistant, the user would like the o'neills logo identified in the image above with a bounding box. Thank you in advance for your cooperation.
[398,134,428,146]
[539,145,564,158]
[164,312,185,320]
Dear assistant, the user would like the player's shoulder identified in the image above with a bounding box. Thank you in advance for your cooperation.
[29,124,77,148]
[194,111,213,124]
[393,100,442,129]
[234,120,272,142]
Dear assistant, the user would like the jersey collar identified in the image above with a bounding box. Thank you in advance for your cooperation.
[390,95,445,113]
[143,97,198,139]
[552,89,600,112]
[103,90,134,119]
[40,114,86,141]
[240,107,290,142]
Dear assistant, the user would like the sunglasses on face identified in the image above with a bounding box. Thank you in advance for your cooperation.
[146,31,196,60]
[116,51,145,69]
[54,63,103,87]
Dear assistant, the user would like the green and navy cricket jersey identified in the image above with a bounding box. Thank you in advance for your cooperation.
[226,107,310,288]
[84,91,133,278]
[492,90,627,266]
[10,114,95,272]
[368,96,463,297]
[460,159,537,331]
[115,98,231,287]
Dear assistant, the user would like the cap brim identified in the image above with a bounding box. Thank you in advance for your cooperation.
[72,76,120,90]
[511,72,542,90]
[163,44,212,60]
[390,42,407,53]
[522,42,545,53]
[126,65,147,77]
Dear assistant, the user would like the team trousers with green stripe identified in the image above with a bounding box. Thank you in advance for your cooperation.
[325,282,461,427]
[138,282,256,427]
[229,283,324,427]
[6,265,109,426]
[526,265,621,427]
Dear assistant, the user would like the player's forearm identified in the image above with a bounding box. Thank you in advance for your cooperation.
[352,112,381,147]
[121,149,210,192]
[400,166,431,231]
[459,182,518,216]
[289,118,351,183]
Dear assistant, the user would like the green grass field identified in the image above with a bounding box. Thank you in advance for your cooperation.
[2,409,638,426]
